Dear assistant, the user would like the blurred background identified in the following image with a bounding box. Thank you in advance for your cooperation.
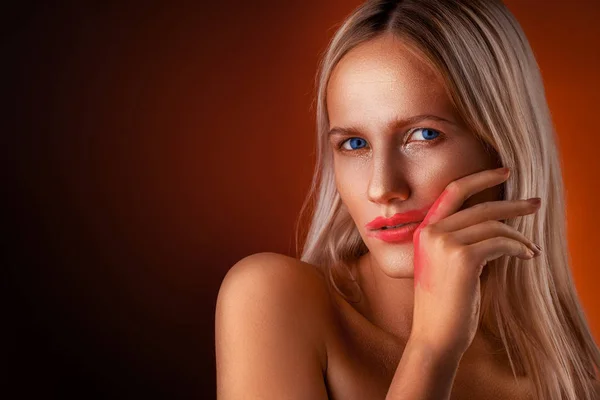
[5,0,600,398]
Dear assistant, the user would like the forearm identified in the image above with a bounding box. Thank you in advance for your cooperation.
[385,336,462,400]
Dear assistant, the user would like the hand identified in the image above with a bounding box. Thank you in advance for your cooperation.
[409,167,542,359]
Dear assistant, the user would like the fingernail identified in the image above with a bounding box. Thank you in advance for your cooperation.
[497,167,510,175]
[528,198,541,206]
[529,244,541,256]
[526,249,535,258]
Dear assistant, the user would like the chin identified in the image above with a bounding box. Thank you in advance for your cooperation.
[372,247,415,279]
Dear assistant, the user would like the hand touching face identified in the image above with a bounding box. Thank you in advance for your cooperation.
[327,34,502,278]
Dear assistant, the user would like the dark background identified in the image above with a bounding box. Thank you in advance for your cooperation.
[5,1,600,398]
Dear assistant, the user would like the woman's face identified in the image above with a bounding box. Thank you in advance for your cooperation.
[326,34,501,278]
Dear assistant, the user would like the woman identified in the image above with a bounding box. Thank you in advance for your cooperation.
[216,0,600,399]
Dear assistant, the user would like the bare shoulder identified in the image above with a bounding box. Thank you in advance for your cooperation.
[218,252,330,300]
[217,252,333,326]
[215,252,332,399]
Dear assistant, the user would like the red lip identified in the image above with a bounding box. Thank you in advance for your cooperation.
[366,222,421,243]
[365,208,428,231]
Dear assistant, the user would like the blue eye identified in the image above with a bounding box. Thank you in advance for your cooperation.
[336,127,442,152]
[339,137,368,151]
[412,127,440,141]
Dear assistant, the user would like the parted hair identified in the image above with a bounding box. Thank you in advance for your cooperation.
[294,1,600,399]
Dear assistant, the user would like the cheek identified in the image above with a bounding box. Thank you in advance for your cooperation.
[411,159,459,198]
[334,160,369,202]
[415,141,497,202]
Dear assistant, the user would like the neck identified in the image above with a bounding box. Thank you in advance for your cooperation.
[352,251,496,354]
[352,251,415,342]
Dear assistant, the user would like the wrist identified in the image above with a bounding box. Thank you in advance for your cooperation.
[385,334,463,399]
[406,333,464,367]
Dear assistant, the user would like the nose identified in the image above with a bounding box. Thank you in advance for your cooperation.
[367,152,410,205]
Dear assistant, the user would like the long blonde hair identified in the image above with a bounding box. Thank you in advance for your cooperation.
[294,0,600,398]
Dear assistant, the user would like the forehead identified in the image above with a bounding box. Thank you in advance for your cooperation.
[326,35,457,128]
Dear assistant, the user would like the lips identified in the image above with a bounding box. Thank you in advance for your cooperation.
[366,221,421,243]
[365,209,427,231]
[378,221,421,230]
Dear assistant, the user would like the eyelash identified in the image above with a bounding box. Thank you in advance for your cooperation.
[333,127,445,153]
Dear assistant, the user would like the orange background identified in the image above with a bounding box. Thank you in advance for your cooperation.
[6,1,599,398]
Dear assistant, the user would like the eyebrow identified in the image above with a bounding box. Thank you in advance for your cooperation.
[327,114,458,136]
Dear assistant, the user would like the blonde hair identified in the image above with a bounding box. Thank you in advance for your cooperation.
[294,0,600,398]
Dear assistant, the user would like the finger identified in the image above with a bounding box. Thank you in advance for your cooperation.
[419,168,510,229]
[464,236,536,276]
[451,219,541,255]
[435,198,541,233]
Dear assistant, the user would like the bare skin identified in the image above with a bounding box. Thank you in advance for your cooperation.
[216,33,543,398]
[323,33,540,398]
[216,251,535,399]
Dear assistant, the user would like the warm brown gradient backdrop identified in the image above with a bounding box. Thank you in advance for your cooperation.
[6,1,600,398]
